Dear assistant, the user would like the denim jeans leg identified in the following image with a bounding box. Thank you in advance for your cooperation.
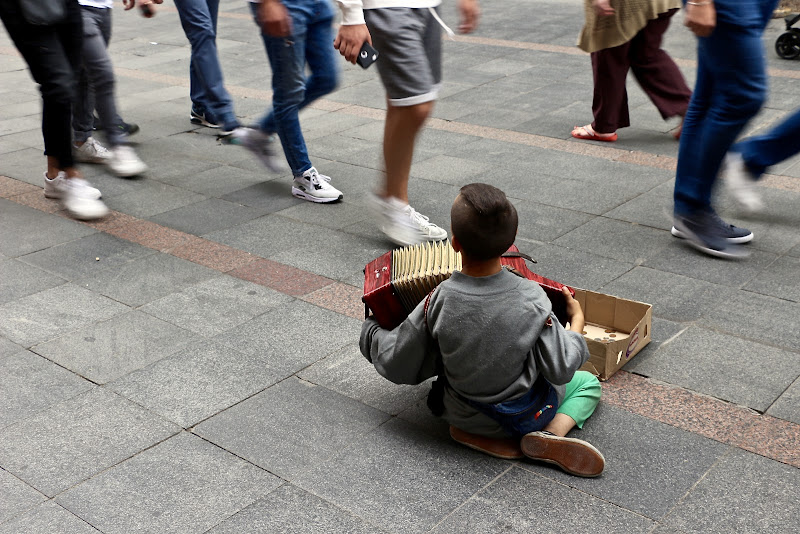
[174,0,238,129]
[75,7,125,147]
[673,23,767,216]
[252,3,313,175]
[733,107,800,180]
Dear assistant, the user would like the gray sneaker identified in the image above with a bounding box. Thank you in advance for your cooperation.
[671,210,752,259]
[220,127,284,173]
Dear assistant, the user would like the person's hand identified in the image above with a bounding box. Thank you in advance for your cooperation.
[458,0,480,34]
[592,0,615,16]
[122,0,162,17]
[259,0,292,37]
[684,2,716,37]
[334,24,371,64]
[562,287,585,334]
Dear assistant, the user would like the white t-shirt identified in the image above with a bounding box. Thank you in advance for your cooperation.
[79,0,114,9]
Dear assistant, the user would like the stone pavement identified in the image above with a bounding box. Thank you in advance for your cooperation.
[1,1,799,532]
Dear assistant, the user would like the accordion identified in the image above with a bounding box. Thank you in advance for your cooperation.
[362,241,574,330]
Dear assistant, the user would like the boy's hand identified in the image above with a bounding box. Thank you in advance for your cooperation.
[334,24,371,64]
[562,287,585,334]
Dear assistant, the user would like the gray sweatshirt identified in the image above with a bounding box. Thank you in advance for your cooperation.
[360,268,590,436]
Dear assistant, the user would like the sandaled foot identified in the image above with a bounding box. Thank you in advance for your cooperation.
[520,431,605,477]
[450,426,524,460]
[672,116,684,140]
[571,124,617,142]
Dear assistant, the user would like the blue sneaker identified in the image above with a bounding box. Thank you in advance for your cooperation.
[190,106,221,129]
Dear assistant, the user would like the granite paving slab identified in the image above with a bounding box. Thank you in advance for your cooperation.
[0,336,21,357]
[32,310,195,384]
[431,466,654,533]
[512,198,596,243]
[624,326,800,412]
[297,344,430,416]
[701,286,800,352]
[0,200,96,258]
[140,274,292,337]
[196,377,390,479]
[0,501,100,534]
[742,254,800,303]
[207,483,384,534]
[0,258,65,306]
[0,468,47,525]
[293,418,509,534]
[103,180,206,218]
[57,432,280,534]
[554,217,675,265]
[0,388,178,497]
[212,299,362,378]
[518,404,730,520]
[0,349,93,429]
[76,251,218,307]
[0,284,129,347]
[663,449,800,533]
[19,232,156,282]
[765,376,800,425]
[109,339,284,428]
[148,197,270,236]
[598,266,724,323]
[621,316,687,374]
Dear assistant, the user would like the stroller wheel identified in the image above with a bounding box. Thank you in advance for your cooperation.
[776,31,800,59]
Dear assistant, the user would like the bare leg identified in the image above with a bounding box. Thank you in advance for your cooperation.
[46,155,82,179]
[543,412,577,437]
[381,100,434,202]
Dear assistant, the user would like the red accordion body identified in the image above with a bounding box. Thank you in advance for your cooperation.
[362,244,574,330]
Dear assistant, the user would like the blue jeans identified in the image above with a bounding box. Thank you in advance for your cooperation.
[673,0,779,216]
[732,107,800,179]
[174,0,238,131]
[249,0,338,176]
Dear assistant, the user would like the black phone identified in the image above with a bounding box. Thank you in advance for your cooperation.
[356,42,379,69]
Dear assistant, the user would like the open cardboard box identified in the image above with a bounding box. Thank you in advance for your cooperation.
[573,288,652,381]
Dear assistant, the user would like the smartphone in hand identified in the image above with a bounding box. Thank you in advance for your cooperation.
[356,43,379,69]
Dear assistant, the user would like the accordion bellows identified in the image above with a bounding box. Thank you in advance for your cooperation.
[363,241,573,330]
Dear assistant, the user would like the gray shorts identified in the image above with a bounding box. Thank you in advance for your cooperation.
[364,7,442,107]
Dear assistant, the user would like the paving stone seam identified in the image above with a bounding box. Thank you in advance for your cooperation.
[427,463,517,531]
[2,173,798,471]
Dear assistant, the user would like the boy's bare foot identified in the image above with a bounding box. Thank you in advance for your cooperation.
[449,426,524,460]
[520,430,605,477]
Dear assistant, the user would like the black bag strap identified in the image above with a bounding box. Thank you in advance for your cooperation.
[501,250,537,263]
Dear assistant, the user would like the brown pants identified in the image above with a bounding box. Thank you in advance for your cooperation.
[590,9,691,134]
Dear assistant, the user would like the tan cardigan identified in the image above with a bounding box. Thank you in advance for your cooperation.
[578,0,682,53]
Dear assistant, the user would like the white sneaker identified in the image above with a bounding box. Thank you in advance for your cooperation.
[73,137,113,164]
[371,194,448,246]
[60,177,109,220]
[291,167,343,203]
[107,145,148,177]
[43,171,101,200]
[723,152,763,213]
[221,127,284,173]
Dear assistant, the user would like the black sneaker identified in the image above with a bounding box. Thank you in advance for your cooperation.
[672,211,752,259]
[190,106,221,129]
[92,116,140,136]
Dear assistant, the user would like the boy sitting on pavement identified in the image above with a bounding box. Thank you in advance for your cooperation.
[360,183,605,477]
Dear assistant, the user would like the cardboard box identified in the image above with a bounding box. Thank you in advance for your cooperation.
[573,288,652,381]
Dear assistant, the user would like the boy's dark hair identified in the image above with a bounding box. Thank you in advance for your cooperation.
[451,183,518,260]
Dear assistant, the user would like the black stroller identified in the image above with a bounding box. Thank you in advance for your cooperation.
[776,13,800,59]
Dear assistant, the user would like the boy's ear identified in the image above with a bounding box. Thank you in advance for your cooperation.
[451,235,462,253]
